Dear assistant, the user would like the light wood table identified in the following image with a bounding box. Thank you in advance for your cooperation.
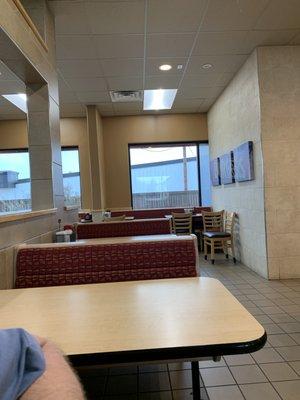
[0,278,266,399]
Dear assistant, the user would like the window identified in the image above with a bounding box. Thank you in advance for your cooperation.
[61,147,81,207]
[0,150,31,214]
[129,143,211,209]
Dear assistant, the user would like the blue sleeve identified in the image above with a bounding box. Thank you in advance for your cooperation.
[0,328,45,400]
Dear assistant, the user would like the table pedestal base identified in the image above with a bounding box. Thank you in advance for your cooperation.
[191,361,202,400]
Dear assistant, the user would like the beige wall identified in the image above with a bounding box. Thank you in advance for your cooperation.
[102,114,208,208]
[0,0,79,289]
[259,46,300,279]
[59,118,91,209]
[208,51,268,278]
[0,117,92,209]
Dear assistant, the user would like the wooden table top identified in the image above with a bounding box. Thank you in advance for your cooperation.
[0,278,265,362]
[17,234,196,249]
[165,213,202,218]
[77,218,168,225]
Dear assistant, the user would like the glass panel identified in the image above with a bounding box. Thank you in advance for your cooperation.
[61,148,81,207]
[0,151,31,214]
[130,145,199,209]
[199,143,212,206]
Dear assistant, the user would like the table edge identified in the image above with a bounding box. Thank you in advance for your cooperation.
[69,331,267,367]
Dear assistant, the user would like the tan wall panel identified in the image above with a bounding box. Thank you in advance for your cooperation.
[102,114,208,208]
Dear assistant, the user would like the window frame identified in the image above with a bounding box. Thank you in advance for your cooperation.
[61,146,82,208]
[0,147,31,214]
[128,140,209,209]
[0,146,82,210]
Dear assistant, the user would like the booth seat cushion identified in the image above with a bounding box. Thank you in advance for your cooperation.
[15,238,197,288]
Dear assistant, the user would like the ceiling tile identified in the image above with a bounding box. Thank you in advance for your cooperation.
[106,76,143,91]
[178,85,224,99]
[86,1,145,34]
[147,0,207,33]
[57,60,103,78]
[181,72,225,88]
[200,97,218,111]
[255,0,300,30]
[169,108,199,114]
[96,103,114,113]
[113,102,143,112]
[186,54,248,74]
[193,31,248,55]
[59,90,79,104]
[100,58,143,77]
[76,91,110,103]
[147,33,195,57]
[217,72,235,86]
[99,110,115,117]
[173,98,205,108]
[243,30,300,51]
[145,75,181,89]
[50,2,91,35]
[65,77,107,92]
[94,34,144,59]
[56,36,96,60]
[146,57,187,75]
[201,0,269,31]
[60,103,86,117]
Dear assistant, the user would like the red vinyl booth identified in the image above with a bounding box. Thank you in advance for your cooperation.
[76,218,171,240]
[15,236,198,288]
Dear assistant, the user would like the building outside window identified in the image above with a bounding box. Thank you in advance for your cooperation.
[0,150,31,214]
[61,147,81,207]
[129,143,211,209]
[0,147,82,213]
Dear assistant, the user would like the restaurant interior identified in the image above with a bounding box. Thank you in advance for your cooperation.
[0,1,299,399]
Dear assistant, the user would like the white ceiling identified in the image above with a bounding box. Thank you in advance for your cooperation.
[1,0,300,119]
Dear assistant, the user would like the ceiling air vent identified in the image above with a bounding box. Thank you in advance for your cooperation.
[110,90,143,103]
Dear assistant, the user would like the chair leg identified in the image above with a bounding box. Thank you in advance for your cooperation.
[211,240,215,264]
[223,241,228,259]
[204,240,208,260]
[231,239,236,264]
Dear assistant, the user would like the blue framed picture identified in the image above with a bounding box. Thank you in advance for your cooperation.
[210,158,220,186]
[219,152,235,185]
[233,141,254,182]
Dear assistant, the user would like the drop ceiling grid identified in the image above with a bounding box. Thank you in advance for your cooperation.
[52,0,300,115]
[12,0,300,117]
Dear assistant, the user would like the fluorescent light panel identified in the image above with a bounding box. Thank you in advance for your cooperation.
[143,89,177,111]
[2,93,27,113]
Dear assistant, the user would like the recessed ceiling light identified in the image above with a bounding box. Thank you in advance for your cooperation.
[143,89,177,111]
[177,64,183,70]
[159,64,172,71]
[202,63,213,69]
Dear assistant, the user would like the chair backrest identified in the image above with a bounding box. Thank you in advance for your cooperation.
[202,211,224,232]
[224,211,236,235]
[104,215,126,222]
[171,212,192,234]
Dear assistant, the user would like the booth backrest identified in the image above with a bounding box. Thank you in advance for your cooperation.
[111,207,212,219]
[15,235,198,288]
[76,218,171,240]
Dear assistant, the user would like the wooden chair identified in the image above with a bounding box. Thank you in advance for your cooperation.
[202,211,236,264]
[171,212,192,235]
[104,215,126,222]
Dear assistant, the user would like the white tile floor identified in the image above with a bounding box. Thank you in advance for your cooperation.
[78,256,300,400]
